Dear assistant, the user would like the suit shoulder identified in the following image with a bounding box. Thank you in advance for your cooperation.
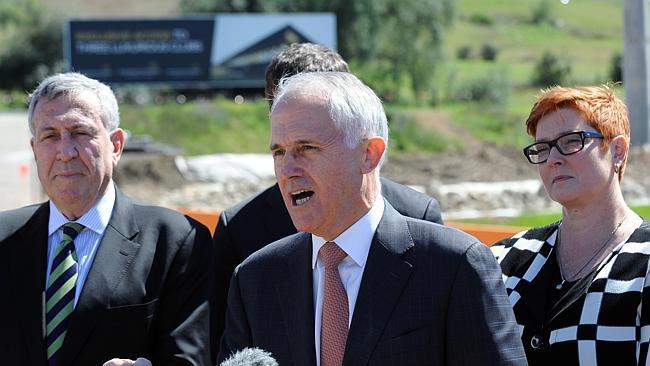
[131,201,210,233]
[0,203,44,240]
[238,232,308,268]
[380,178,433,204]
[404,217,481,255]
[380,177,442,223]
[220,184,278,225]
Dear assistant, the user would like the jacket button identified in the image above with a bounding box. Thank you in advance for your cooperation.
[530,334,543,349]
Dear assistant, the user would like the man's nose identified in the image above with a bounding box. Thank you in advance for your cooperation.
[57,134,79,161]
[276,151,301,179]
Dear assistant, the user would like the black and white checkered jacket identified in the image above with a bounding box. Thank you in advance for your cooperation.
[491,221,650,365]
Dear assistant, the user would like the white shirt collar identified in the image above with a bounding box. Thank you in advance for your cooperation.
[311,196,385,269]
[48,181,116,236]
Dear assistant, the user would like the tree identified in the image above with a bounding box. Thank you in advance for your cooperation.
[373,0,452,102]
[0,0,64,90]
[181,0,454,103]
[532,51,571,87]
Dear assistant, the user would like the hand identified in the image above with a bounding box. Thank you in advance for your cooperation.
[103,358,152,366]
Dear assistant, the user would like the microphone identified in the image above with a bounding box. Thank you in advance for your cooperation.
[219,347,279,366]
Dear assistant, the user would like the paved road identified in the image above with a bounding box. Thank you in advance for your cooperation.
[0,112,42,211]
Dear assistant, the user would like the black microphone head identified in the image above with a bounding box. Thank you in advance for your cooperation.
[220,347,279,366]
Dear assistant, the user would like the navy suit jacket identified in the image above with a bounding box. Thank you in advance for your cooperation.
[218,201,526,365]
[212,178,443,349]
[0,188,214,365]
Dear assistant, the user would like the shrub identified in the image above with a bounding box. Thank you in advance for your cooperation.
[481,43,498,61]
[609,52,623,83]
[456,46,473,60]
[453,69,510,106]
[531,0,553,25]
[0,1,64,90]
[532,51,571,86]
[0,90,28,110]
[469,13,494,26]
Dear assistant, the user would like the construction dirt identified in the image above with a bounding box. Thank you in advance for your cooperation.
[115,143,650,213]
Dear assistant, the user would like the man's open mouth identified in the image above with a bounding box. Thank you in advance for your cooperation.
[291,190,314,206]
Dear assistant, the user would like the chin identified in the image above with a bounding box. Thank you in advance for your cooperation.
[291,215,321,236]
[550,191,582,206]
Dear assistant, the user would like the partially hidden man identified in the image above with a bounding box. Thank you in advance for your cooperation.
[0,73,213,365]
[218,71,527,365]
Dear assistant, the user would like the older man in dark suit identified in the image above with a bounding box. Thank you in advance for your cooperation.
[213,43,443,347]
[218,72,526,365]
[0,72,213,365]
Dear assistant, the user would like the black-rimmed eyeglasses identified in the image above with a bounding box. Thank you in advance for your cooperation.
[523,131,604,164]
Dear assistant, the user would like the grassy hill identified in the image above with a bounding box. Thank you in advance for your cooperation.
[3,0,625,156]
[421,0,624,151]
[446,0,621,86]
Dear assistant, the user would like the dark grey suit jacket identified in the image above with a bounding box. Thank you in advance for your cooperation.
[0,188,213,366]
[212,178,443,351]
[218,201,526,365]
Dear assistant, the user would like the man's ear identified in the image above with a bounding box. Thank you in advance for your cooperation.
[110,128,125,162]
[360,136,386,174]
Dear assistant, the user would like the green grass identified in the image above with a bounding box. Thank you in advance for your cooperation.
[461,205,650,227]
[120,98,271,155]
[120,98,467,156]
[447,0,622,86]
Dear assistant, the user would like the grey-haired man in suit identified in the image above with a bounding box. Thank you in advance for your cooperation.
[0,72,213,365]
[213,43,443,348]
[218,71,526,365]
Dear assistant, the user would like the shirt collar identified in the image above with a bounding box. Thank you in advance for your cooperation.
[311,196,385,269]
[48,181,116,236]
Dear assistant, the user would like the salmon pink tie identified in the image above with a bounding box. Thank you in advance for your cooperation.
[320,241,349,366]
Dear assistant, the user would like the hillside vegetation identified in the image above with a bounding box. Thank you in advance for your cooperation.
[0,0,624,156]
[120,0,624,156]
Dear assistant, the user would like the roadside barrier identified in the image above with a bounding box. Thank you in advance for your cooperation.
[178,208,525,246]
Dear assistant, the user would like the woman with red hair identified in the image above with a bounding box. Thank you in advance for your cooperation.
[492,85,649,365]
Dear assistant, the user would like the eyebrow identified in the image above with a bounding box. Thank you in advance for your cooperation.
[269,139,317,151]
[36,122,97,135]
[535,129,582,142]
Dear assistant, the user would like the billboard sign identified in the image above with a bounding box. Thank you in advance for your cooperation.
[65,13,337,88]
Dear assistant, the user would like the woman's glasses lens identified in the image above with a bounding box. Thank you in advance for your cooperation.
[523,131,602,164]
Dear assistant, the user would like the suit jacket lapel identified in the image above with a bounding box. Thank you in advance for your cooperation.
[344,202,414,365]
[57,189,141,366]
[12,203,49,364]
[274,233,317,366]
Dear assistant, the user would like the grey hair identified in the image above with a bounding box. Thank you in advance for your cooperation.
[271,71,389,168]
[27,72,119,135]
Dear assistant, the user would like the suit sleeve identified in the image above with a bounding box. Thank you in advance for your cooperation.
[212,211,240,359]
[217,266,253,363]
[423,197,444,225]
[153,220,214,366]
[446,242,527,366]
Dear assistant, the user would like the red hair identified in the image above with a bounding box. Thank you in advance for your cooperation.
[525,85,630,180]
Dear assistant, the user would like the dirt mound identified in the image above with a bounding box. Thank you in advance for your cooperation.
[114,143,650,213]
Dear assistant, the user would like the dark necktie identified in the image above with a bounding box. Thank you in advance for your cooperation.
[46,222,84,365]
[320,241,349,366]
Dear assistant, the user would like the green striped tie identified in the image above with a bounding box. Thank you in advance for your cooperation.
[46,222,84,365]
